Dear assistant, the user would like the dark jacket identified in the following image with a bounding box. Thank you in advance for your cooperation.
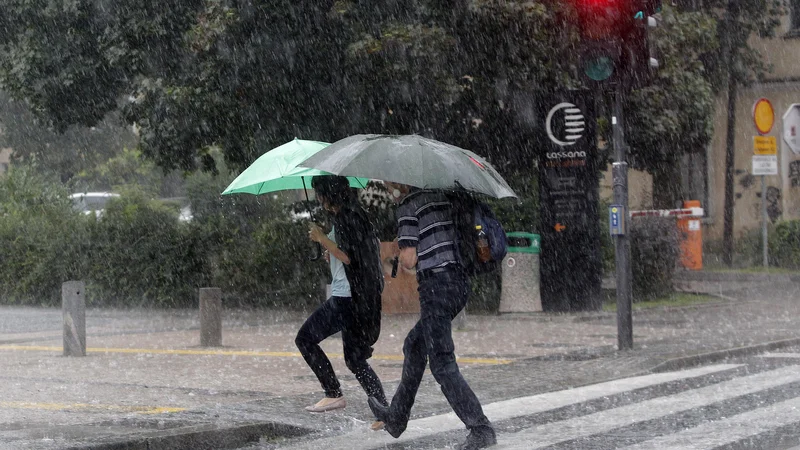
[331,203,383,342]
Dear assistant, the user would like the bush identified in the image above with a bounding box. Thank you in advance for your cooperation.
[0,168,89,305]
[213,219,327,308]
[630,217,681,300]
[770,220,800,269]
[87,192,208,307]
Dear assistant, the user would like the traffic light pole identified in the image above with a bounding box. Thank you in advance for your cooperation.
[612,81,633,351]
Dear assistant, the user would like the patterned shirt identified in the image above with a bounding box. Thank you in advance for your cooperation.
[397,190,459,271]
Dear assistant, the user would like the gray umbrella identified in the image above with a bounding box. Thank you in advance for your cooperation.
[299,134,517,198]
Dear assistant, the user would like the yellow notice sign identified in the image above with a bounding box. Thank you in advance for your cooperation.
[753,136,777,155]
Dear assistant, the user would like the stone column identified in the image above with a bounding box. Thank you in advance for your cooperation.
[62,281,86,357]
[199,288,222,347]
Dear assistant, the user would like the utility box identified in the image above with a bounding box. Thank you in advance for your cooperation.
[500,233,543,313]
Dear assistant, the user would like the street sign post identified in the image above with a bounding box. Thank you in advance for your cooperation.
[753,136,777,155]
[753,98,776,268]
[783,104,800,156]
[753,98,775,135]
[752,155,779,176]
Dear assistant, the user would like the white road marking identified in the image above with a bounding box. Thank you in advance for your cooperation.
[759,352,800,359]
[621,395,800,449]
[283,364,742,449]
[497,365,800,449]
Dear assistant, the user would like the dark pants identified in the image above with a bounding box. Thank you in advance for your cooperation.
[388,268,491,431]
[295,296,386,404]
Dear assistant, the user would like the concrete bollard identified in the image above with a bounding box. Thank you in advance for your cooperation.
[62,281,86,357]
[199,288,223,347]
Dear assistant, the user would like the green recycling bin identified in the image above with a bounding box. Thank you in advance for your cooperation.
[500,232,542,313]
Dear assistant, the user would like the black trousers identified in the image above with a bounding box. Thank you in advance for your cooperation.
[295,296,386,404]
[388,268,492,431]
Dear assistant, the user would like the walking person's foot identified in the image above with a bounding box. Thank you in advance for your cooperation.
[367,397,405,438]
[457,426,497,450]
[304,396,346,412]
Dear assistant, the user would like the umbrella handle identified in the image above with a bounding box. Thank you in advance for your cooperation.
[310,242,322,261]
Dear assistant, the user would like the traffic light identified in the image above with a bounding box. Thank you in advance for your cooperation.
[573,0,661,87]
[627,0,661,88]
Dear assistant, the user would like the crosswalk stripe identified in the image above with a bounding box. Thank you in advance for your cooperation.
[620,395,800,449]
[497,364,800,449]
[760,352,800,359]
[282,364,741,449]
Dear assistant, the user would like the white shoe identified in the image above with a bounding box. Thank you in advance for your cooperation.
[304,396,346,413]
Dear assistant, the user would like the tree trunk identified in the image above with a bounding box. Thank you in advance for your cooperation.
[651,161,683,209]
[722,0,739,267]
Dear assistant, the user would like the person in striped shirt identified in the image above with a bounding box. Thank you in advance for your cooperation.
[368,182,496,450]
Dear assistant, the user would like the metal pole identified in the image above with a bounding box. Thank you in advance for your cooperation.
[613,83,633,351]
[761,175,768,268]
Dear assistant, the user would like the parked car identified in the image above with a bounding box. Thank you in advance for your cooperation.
[69,192,120,217]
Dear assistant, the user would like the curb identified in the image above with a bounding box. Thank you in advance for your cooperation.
[649,337,800,373]
[674,271,800,283]
[66,421,311,450]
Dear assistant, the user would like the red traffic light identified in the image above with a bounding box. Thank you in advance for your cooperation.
[573,0,637,40]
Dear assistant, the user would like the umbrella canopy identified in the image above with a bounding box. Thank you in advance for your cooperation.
[221,138,368,195]
[299,134,516,198]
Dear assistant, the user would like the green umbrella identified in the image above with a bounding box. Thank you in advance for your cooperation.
[221,138,368,195]
[221,138,369,261]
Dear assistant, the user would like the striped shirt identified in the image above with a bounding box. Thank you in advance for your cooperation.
[397,190,459,271]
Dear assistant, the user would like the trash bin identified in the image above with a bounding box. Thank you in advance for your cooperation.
[500,232,542,313]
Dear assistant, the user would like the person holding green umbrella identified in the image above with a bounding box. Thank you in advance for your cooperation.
[298,175,387,428]
[222,141,386,425]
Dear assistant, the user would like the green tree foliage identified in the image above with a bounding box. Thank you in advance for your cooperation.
[0,0,786,218]
[0,92,137,183]
[0,167,89,304]
[626,7,719,207]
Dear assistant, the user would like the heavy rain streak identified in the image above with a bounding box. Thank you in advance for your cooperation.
[1,1,800,449]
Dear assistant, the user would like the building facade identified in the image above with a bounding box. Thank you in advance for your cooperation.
[704,11,800,241]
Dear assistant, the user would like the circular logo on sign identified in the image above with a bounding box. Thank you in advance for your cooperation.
[546,102,585,147]
[753,98,775,135]
[507,257,516,268]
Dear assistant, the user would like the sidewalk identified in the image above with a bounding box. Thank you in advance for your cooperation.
[0,277,798,450]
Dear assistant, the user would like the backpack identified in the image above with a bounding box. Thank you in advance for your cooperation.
[445,190,508,275]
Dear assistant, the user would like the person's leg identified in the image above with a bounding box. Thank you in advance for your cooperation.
[422,272,492,432]
[368,317,427,437]
[340,295,387,406]
[295,297,345,399]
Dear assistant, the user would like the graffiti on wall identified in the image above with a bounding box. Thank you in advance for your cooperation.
[790,161,800,188]
[766,186,782,222]
[737,171,783,223]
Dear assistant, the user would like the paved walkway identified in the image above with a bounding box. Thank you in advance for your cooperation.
[0,274,797,449]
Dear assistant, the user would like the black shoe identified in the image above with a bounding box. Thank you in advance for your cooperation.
[457,427,497,450]
[367,396,406,438]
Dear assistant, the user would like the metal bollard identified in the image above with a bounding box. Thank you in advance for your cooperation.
[62,281,86,357]
[199,288,223,347]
